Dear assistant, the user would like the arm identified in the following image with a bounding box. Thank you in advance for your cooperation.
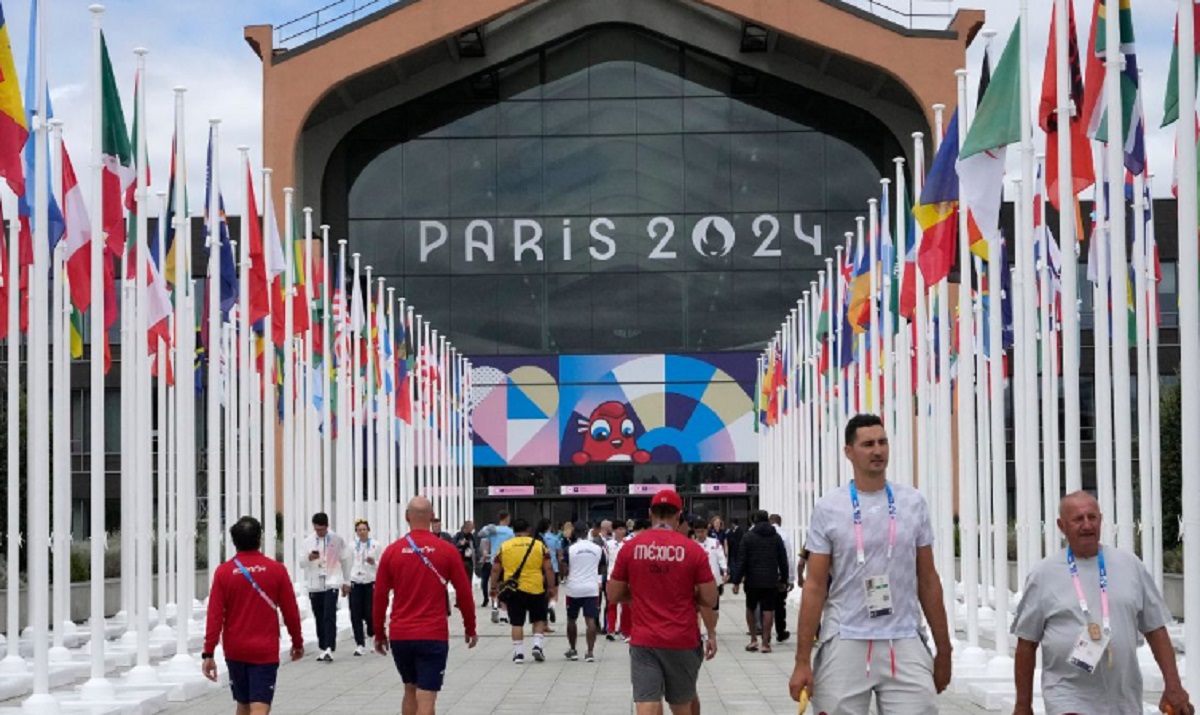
[695,579,718,610]
[203,570,225,657]
[729,539,747,586]
[278,572,305,655]
[488,552,503,596]
[606,578,631,604]
[446,551,477,642]
[787,551,829,702]
[915,545,952,693]
[372,550,392,642]
[1146,626,1192,714]
[1013,638,1039,714]
[542,552,556,600]
[776,536,790,586]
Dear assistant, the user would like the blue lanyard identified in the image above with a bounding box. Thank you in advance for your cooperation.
[1066,547,1110,633]
[848,480,895,565]
[233,558,278,611]
[405,534,447,586]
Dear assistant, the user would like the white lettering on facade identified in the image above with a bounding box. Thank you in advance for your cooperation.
[562,218,573,261]
[465,219,495,263]
[513,219,544,262]
[647,216,676,259]
[419,220,448,263]
[589,218,616,261]
[633,544,686,562]
[691,216,735,257]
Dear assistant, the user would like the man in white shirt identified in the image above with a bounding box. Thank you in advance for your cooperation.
[692,516,728,610]
[561,525,605,662]
[603,523,628,640]
[303,512,351,662]
[770,513,797,642]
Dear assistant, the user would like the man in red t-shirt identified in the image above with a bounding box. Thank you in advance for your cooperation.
[373,496,477,715]
[202,517,304,715]
[608,490,719,715]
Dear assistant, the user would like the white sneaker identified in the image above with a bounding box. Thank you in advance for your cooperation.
[353,645,366,656]
[318,648,333,662]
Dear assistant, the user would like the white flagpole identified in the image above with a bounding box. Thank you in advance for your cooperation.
[302,208,316,522]
[336,240,351,532]
[1012,174,1033,584]
[1133,170,1152,570]
[986,172,1010,665]
[437,332,448,521]
[854,218,866,415]
[153,192,170,627]
[364,266,376,529]
[262,169,276,557]
[385,286,396,538]
[954,66,980,653]
[350,254,362,524]
[282,188,295,573]
[973,255,993,612]
[1175,0,1199,684]
[206,121,223,578]
[417,314,429,497]
[911,131,927,494]
[320,226,333,532]
[47,121,69,660]
[1055,0,1082,494]
[1103,0,1134,552]
[1146,176,1163,590]
[224,319,236,557]
[880,178,894,434]
[237,147,252,518]
[1,210,22,675]
[1037,155,1058,558]
[1092,144,1115,542]
[831,247,845,486]
[867,201,879,417]
[892,157,912,487]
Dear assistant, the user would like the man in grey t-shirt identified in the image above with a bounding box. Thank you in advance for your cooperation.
[1012,491,1192,715]
[788,414,952,713]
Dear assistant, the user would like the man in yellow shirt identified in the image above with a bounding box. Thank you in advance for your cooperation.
[489,518,557,664]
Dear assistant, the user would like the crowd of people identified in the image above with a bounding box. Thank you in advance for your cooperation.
[197,412,1195,715]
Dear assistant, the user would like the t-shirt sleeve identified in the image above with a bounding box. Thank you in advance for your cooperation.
[692,543,715,586]
[610,547,629,582]
[1136,559,1171,634]
[806,501,832,555]
[1010,568,1046,641]
[914,493,934,548]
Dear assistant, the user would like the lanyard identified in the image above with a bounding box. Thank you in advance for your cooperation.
[1066,547,1110,635]
[233,558,279,611]
[406,534,447,586]
[849,480,895,565]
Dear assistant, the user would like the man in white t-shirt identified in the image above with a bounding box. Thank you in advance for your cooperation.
[561,525,605,662]
[603,523,628,640]
[788,414,952,713]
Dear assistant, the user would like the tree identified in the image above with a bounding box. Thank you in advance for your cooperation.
[1159,380,1182,549]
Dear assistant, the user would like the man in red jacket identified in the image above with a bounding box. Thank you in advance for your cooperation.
[202,517,304,714]
[374,496,478,715]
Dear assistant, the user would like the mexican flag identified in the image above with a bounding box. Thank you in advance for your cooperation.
[99,33,133,258]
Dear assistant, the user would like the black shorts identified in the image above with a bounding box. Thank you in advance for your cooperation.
[565,595,600,622]
[391,640,450,692]
[226,660,279,705]
[744,586,779,613]
[505,590,549,626]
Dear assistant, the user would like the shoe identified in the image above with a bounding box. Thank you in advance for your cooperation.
[606,634,615,642]
[500,617,510,624]
[532,646,545,662]
[621,635,630,643]
[565,649,578,661]
[777,631,790,642]
[512,653,525,665]
[491,609,499,624]
[353,645,366,656]
[549,607,557,624]
[584,652,595,663]
[317,649,333,662]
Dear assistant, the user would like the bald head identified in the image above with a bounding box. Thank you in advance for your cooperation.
[1057,490,1102,557]
[1058,490,1099,520]
[406,496,434,529]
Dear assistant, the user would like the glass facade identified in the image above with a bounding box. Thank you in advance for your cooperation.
[340,25,902,355]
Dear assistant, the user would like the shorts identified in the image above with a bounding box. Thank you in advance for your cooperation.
[811,635,935,715]
[744,586,779,613]
[226,660,279,705]
[505,590,548,627]
[390,640,450,692]
[630,645,704,704]
[565,595,600,622]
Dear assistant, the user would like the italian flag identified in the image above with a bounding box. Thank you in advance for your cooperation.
[100,33,133,258]
[61,145,92,312]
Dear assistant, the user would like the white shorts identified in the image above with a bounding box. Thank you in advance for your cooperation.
[811,635,937,715]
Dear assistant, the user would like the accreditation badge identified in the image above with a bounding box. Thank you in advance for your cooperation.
[864,575,893,618]
[1067,624,1110,673]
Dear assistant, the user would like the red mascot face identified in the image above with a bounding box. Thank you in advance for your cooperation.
[571,401,652,465]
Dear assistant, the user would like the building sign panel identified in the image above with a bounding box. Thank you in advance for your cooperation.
[629,483,676,495]
[699,483,748,494]
[487,485,535,497]
[561,484,607,496]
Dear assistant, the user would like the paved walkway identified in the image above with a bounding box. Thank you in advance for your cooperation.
[166,591,992,715]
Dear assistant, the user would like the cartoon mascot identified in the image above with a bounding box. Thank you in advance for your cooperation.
[571,401,652,465]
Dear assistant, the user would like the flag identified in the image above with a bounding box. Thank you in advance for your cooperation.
[1039,0,1095,208]
[331,262,348,367]
[1163,4,1200,127]
[898,183,920,319]
[60,145,92,311]
[1091,0,1145,176]
[1081,0,1107,137]
[847,226,871,333]
[982,237,1014,357]
[154,134,181,283]
[203,127,237,319]
[914,109,960,286]
[0,1,25,196]
[245,164,269,326]
[959,23,1023,257]
[99,33,132,258]
[0,211,8,338]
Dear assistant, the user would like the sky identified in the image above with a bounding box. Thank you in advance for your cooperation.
[9,0,1186,216]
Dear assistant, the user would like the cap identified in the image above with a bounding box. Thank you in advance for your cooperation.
[650,489,683,511]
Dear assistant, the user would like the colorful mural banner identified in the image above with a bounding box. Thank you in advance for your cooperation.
[469,353,757,467]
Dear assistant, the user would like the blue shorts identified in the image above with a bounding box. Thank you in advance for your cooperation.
[391,640,450,692]
[566,595,600,622]
[226,660,279,705]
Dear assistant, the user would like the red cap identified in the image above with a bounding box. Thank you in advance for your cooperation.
[650,489,682,511]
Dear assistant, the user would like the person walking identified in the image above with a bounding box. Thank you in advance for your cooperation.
[788,413,953,713]
[603,521,629,640]
[607,490,718,715]
[431,517,454,545]
[769,513,797,642]
[303,512,351,662]
[1011,491,1192,715]
[725,519,744,586]
[538,517,564,624]
[348,518,381,657]
[730,510,789,654]
[478,511,515,623]
[693,516,727,611]
[373,496,478,715]
[452,520,479,604]
[561,523,605,663]
[489,517,556,664]
[202,517,304,715]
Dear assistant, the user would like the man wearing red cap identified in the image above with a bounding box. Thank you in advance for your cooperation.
[607,489,719,715]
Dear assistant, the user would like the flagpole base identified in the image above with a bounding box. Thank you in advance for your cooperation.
[20,694,60,714]
[0,655,28,674]
[78,676,115,701]
[125,665,159,686]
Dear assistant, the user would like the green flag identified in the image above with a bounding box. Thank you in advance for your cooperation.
[960,20,1022,160]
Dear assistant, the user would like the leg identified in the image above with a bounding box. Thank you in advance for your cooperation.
[605,599,619,636]
[760,609,775,650]
[871,637,937,715]
[349,585,365,647]
[364,583,375,639]
[308,592,324,648]
[248,705,270,715]
[323,590,339,650]
[775,592,788,640]
[584,616,597,654]
[402,684,417,715]
[744,607,758,649]
[566,618,578,651]
[635,704,665,715]
[413,689,438,715]
[235,706,251,715]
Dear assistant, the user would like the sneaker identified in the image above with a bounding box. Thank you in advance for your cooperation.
[353,645,366,656]
[532,646,545,662]
[549,607,557,624]
[777,631,791,642]
[491,609,500,624]
[318,649,333,662]
[500,616,509,624]
[620,634,630,643]
[606,634,616,642]
[584,652,595,663]
[512,653,525,665]
[564,649,579,661]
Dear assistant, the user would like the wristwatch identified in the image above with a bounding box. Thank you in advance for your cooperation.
[201,652,214,659]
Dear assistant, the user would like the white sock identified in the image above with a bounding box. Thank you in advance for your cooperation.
[513,640,523,657]
[533,633,544,650]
